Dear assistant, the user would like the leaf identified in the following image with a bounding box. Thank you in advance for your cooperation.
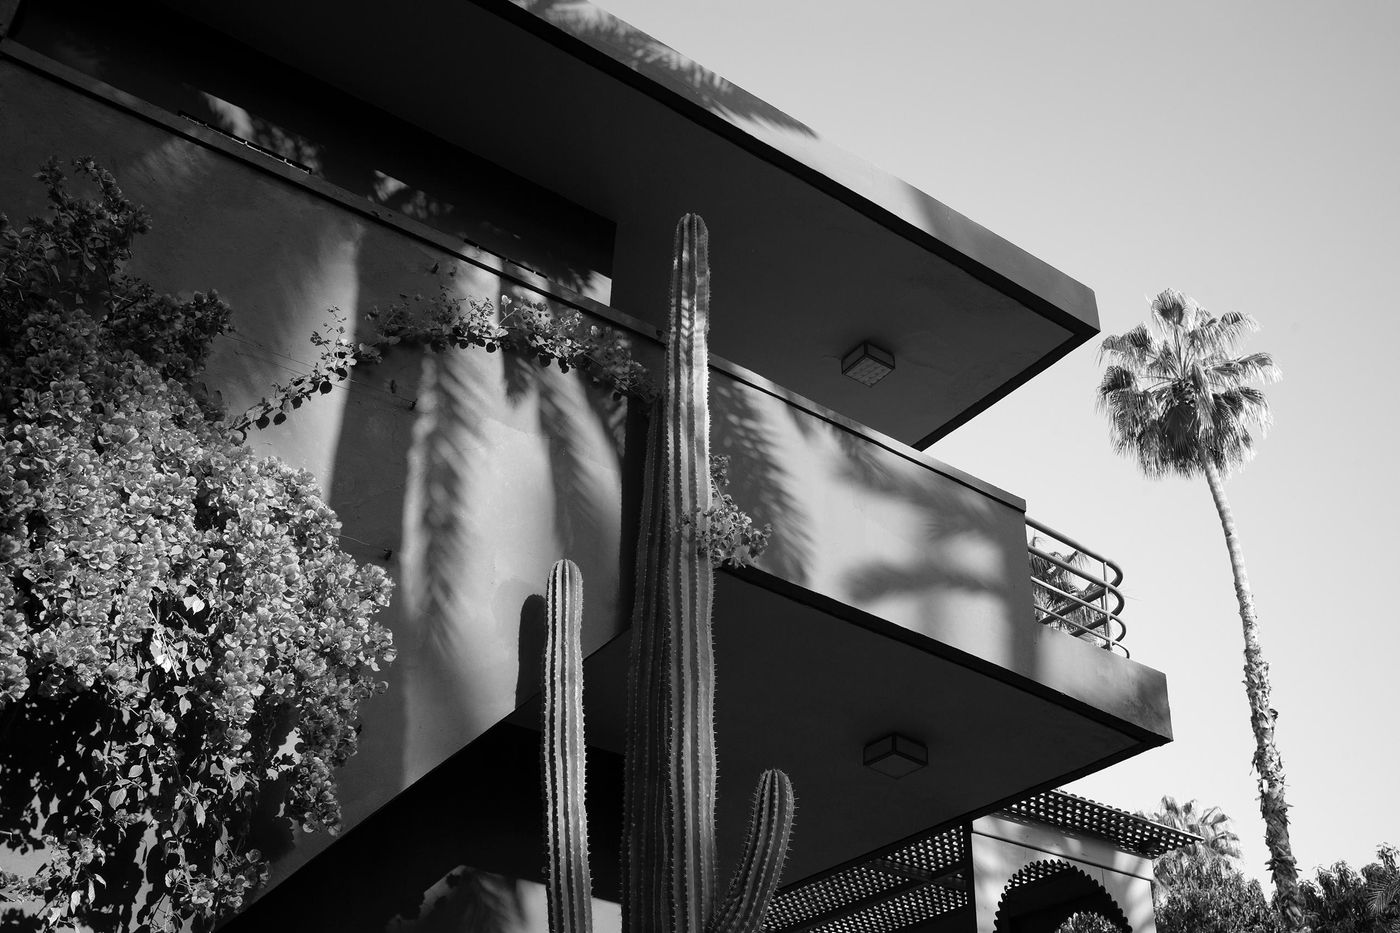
[109,787,128,807]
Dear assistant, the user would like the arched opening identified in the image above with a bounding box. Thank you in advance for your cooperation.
[992,860,1131,933]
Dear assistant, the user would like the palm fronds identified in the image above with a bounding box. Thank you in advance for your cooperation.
[1097,290,1280,479]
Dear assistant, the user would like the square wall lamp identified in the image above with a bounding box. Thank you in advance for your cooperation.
[864,733,927,779]
[841,342,895,387]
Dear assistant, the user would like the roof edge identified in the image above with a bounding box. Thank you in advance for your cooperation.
[493,0,1100,337]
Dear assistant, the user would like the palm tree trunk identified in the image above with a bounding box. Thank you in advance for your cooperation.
[1202,460,1306,930]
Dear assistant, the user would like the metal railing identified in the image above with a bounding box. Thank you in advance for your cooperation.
[1026,516,1128,658]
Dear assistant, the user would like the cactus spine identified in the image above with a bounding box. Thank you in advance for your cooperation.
[541,215,794,933]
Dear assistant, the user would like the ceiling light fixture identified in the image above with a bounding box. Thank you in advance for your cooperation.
[841,342,895,387]
[863,733,927,779]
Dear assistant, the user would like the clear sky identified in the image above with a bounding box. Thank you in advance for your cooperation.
[595,0,1400,883]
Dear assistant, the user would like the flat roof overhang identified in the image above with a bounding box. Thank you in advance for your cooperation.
[226,570,1168,931]
[156,0,1098,447]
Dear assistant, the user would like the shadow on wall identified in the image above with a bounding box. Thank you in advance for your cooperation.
[710,375,814,585]
[515,0,817,137]
[711,372,1019,652]
[325,257,632,788]
[12,0,615,301]
[386,866,524,933]
[837,427,1007,606]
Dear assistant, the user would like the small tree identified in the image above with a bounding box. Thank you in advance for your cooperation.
[1144,796,1244,901]
[0,160,393,931]
[1156,857,1282,933]
[1301,847,1400,933]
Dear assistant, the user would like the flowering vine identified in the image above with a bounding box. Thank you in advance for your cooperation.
[688,455,772,567]
[237,274,768,568]
[0,159,393,931]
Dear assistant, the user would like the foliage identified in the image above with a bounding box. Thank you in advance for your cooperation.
[690,455,771,567]
[0,159,393,931]
[1155,856,1283,933]
[1143,796,1244,899]
[233,311,372,435]
[370,286,653,400]
[238,262,770,570]
[1054,912,1120,933]
[1371,846,1400,933]
[1300,846,1400,933]
[237,276,656,436]
[1097,287,1280,479]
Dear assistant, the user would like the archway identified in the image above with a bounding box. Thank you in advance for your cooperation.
[992,860,1131,933]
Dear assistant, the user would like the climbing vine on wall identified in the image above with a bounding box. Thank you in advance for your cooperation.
[238,274,769,568]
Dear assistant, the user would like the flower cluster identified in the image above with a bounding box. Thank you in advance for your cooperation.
[688,455,771,568]
[0,160,393,932]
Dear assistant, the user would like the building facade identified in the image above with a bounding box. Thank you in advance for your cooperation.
[0,1,1176,930]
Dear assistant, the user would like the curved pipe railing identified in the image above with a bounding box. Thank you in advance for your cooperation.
[1026,516,1129,658]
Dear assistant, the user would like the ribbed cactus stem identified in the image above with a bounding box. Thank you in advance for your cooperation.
[663,213,719,933]
[621,214,719,933]
[622,215,793,933]
[621,410,671,933]
[708,770,795,933]
[542,559,594,933]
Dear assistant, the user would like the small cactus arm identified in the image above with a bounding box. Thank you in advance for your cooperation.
[542,559,594,933]
[708,770,796,933]
[621,214,795,933]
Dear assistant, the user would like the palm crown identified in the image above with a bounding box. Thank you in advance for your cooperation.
[1097,288,1281,478]
[1149,795,1243,863]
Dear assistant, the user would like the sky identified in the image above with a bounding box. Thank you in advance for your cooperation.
[594,0,1400,883]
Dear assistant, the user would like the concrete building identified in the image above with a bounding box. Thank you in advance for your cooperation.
[0,1,1178,930]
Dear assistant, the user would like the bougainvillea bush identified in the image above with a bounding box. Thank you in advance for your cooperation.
[0,159,394,931]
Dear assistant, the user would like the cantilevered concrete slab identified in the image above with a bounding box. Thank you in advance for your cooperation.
[149,0,1098,447]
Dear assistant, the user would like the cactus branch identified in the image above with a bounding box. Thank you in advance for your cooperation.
[707,770,796,933]
[542,559,594,933]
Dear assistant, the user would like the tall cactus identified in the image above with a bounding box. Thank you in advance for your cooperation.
[542,559,593,933]
[541,214,794,933]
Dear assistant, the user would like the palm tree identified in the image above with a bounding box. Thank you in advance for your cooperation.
[1096,288,1301,928]
[1142,796,1244,904]
[1368,845,1400,933]
[1149,796,1244,864]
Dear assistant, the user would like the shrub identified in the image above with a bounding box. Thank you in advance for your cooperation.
[0,159,393,931]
